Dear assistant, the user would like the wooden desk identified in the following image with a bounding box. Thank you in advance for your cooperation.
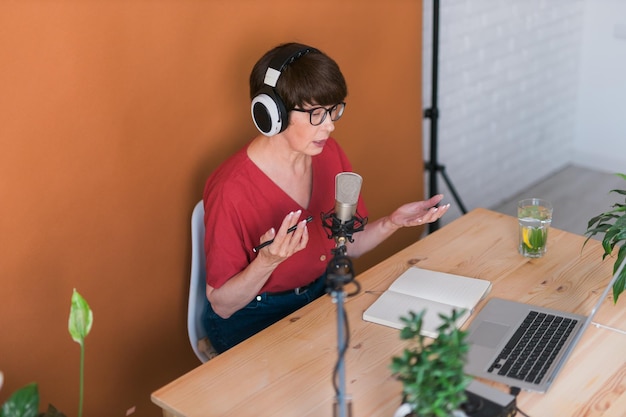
[152,208,626,417]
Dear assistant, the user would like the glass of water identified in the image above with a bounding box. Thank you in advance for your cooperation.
[518,198,553,258]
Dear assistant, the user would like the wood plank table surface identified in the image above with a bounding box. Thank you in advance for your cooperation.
[152,208,626,417]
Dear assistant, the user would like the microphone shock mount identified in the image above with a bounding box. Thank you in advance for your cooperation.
[321,210,368,245]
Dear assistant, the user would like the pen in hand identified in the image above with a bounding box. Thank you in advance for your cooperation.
[253,215,314,253]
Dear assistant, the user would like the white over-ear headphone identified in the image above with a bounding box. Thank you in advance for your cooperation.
[251,46,318,136]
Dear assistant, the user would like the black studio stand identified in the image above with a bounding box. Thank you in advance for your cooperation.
[321,212,366,417]
[424,0,468,233]
[326,245,357,417]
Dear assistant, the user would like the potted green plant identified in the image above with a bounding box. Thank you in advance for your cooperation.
[584,173,626,303]
[390,309,471,417]
[0,289,93,417]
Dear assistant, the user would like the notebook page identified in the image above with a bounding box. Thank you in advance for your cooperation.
[362,290,472,337]
[387,267,491,310]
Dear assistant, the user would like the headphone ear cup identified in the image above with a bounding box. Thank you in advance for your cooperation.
[251,86,288,136]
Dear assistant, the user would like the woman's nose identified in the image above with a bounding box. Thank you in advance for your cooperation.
[321,115,335,132]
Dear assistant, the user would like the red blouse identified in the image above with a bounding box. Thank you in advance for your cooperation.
[203,138,368,293]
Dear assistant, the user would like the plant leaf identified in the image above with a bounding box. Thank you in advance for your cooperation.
[614,216,626,230]
[610,189,626,197]
[612,246,626,303]
[0,383,39,417]
[68,289,93,346]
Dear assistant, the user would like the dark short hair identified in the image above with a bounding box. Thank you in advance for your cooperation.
[249,42,348,110]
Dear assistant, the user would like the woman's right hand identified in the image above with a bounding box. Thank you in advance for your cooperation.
[256,210,309,264]
[207,210,310,319]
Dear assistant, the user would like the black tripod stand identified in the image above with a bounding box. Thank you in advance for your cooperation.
[424,0,467,233]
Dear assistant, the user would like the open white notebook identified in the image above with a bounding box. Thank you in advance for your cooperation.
[362,266,492,338]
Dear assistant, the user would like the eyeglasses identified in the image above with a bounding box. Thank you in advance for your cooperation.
[291,102,346,126]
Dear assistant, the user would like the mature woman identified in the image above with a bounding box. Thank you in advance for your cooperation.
[203,42,449,353]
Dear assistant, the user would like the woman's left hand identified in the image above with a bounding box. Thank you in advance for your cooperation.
[388,194,450,228]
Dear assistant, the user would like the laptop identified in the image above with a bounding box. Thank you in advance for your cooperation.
[464,257,626,393]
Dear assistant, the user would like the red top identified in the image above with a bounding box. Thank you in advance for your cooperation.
[203,138,368,293]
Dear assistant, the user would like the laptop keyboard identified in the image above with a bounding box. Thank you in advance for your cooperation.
[488,310,578,385]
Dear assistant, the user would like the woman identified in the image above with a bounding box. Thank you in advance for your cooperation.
[203,42,449,353]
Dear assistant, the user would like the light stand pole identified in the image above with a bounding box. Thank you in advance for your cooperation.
[423,0,467,233]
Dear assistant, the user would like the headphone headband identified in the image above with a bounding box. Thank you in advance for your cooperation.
[263,47,319,87]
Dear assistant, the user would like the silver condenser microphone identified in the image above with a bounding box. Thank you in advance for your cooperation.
[334,172,362,223]
[322,172,368,246]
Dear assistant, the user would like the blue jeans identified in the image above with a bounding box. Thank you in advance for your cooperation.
[204,275,327,353]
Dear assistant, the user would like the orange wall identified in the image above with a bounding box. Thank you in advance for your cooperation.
[0,2,423,415]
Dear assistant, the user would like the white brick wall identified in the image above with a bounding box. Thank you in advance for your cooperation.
[422,0,585,226]
[573,0,626,174]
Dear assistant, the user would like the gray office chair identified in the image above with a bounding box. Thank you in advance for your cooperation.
[188,200,217,363]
